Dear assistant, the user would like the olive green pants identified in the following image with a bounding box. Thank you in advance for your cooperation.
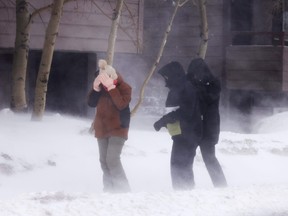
[97,136,130,193]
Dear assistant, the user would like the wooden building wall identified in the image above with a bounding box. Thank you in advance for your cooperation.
[1,0,286,125]
[143,0,225,78]
[0,0,145,115]
[0,0,143,53]
[138,0,226,114]
[226,46,283,91]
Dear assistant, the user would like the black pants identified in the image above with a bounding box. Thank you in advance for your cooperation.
[170,136,227,190]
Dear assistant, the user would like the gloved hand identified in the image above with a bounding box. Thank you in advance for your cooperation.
[100,73,116,91]
[153,118,166,131]
[93,75,102,92]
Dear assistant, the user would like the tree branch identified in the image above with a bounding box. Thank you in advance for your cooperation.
[131,0,182,116]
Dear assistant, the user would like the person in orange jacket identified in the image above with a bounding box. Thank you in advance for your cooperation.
[88,59,131,193]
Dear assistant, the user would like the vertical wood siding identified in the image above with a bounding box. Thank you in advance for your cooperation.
[225,46,284,91]
[142,0,225,78]
[0,0,143,53]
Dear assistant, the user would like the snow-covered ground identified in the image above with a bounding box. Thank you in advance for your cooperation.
[0,108,288,216]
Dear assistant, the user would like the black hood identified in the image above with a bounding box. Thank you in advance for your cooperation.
[187,58,221,102]
[158,61,186,88]
[187,58,215,85]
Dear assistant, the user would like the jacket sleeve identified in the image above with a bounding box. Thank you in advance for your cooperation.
[108,82,132,110]
[158,111,179,125]
[87,89,101,107]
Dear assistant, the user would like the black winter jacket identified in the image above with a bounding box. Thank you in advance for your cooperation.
[187,58,221,145]
[157,60,221,146]
[157,62,203,143]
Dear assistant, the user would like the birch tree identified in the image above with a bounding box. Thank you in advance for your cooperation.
[91,0,140,53]
[10,0,30,112]
[197,0,208,59]
[106,0,124,65]
[10,0,72,113]
[31,0,65,120]
[131,0,188,115]
[10,1,51,112]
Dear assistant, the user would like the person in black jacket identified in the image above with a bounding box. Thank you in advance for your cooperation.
[154,59,227,190]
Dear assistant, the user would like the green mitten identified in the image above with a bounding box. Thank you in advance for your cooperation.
[167,121,181,136]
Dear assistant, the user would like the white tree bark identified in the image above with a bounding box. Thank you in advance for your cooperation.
[10,0,30,112]
[131,0,184,116]
[197,0,208,59]
[106,0,124,65]
[32,0,65,121]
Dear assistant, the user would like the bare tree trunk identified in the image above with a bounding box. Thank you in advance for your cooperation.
[10,0,30,112]
[32,0,65,121]
[197,0,208,59]
[106,0,124,65]
[131,0,183,116]
[10,0,72,114]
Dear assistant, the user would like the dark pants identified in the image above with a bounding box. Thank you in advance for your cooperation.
[97,136,130,193]
[170,136,227,190]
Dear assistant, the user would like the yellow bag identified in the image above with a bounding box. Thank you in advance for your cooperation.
[167,121,181,136]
